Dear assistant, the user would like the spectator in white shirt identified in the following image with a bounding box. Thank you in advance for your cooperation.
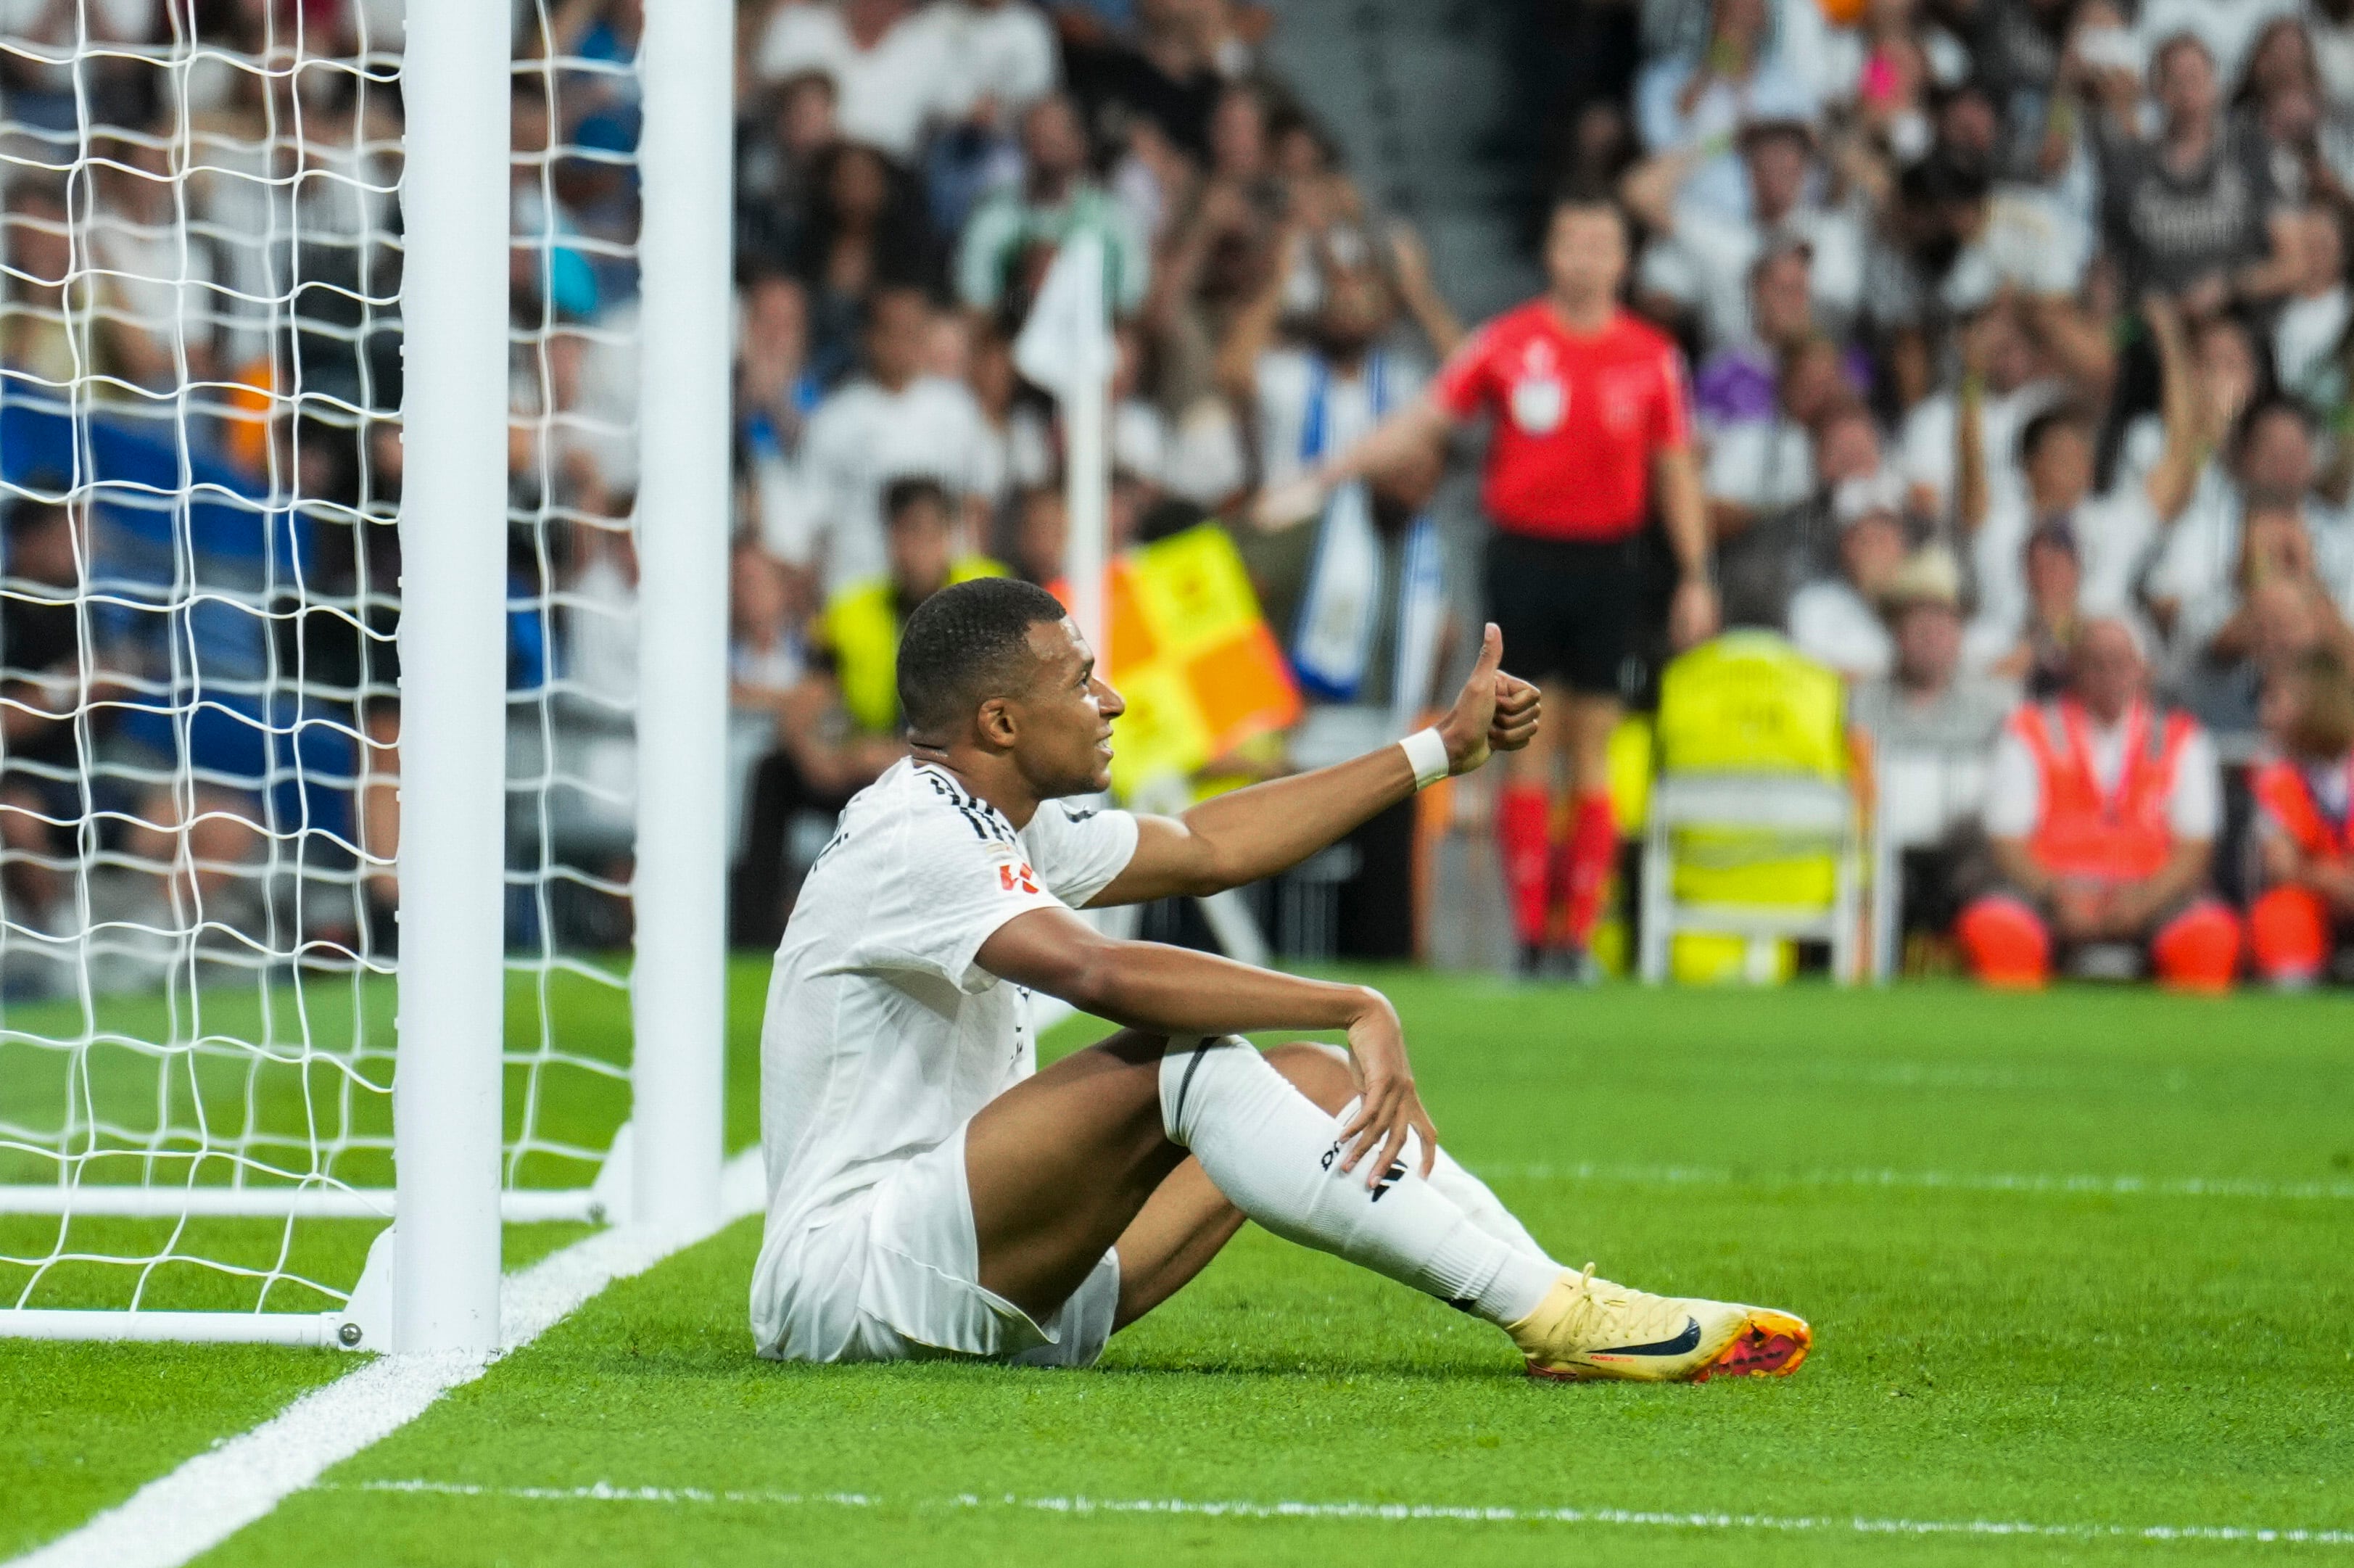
[755,0,964,163]
[1898,294,2069,522]
[1718,392,1883,630]
[2136,0,2302,103]
[1703,328,1846,538]
[1625,118,1865,354]
[1851,545,2016,944]
[1965,520,2104,696]
[2165,546,2354,743]
[2171,503,2354,740]
[2149,396,2354,647]
[1854,546,2016,759]
[1632,0,1820,220]
[796,286,992,593]
[922,0,1065,234]
[1790,471,1914,680]
[1217,234,1447,496]
[941,0,1060,130]
[957,93,1151,320]
[738,272,827,570]
[2273,200,2350,407]
[1685,230,1875,433]
[1959,297,2202,648]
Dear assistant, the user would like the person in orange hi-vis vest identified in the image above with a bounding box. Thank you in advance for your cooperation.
[1955,617,2242,990]
[2247,647,2354,986]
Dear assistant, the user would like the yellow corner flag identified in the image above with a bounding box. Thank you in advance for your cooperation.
[1053,522,1300,799]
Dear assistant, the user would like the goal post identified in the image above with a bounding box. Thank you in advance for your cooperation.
[628,0,732,1242]
[0,0,734,1348]
[391,0,514,1355]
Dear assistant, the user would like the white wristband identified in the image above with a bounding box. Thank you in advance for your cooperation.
[1400,727,1450,791]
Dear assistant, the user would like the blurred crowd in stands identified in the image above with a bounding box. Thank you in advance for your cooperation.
[3,0,2353,992]
[1549,0,2354,986]
[712,0,1477,954]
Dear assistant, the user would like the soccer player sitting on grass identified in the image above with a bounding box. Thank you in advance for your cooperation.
[751,577,1812,1382]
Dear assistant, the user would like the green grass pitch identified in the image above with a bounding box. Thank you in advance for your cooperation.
[5,963,2352,1564]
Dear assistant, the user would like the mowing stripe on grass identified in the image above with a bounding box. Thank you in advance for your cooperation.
[4,1152,764,1568]
[333,1480,2354,1548]
[1481,1162,2354,1202]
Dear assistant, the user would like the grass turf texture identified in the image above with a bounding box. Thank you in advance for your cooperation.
[10,964,2354,1564]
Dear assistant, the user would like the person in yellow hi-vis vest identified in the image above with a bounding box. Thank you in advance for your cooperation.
[734,477,1006,948]
[817,476,1009,737]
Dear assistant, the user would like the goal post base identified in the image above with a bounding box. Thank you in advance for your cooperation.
[0,1221,389,1350]
[0,1309,355,1350]
[0,1187,618,1224]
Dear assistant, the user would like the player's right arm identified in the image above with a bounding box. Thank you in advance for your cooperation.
[1090,624,1537,905]
[975,908,1437,1181]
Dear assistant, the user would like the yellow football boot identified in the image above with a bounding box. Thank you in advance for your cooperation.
[1505,1263,1811,1383]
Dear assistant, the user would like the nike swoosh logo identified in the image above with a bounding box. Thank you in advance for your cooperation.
[1594,1317,1702,1357]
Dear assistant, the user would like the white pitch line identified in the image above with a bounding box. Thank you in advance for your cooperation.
[5,1149,766,1568]
[1477,1161,2354,1202]
[333,1480,2354,1548]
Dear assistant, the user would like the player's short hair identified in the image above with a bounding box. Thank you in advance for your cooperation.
[896,576,1070,736]
[883,475,951,528]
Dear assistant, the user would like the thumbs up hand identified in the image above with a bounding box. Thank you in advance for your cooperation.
[1435,622,1541,776]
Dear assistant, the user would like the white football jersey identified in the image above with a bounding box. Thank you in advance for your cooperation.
[751,759,1137,1295]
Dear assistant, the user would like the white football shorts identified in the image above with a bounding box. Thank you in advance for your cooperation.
[756,1121,1120,1368]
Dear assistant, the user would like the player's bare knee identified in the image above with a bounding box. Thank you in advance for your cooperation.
[1075,1033,1173,1139]
[1264,1041,1356,1115]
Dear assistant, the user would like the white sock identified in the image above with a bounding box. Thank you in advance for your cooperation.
[1160,1036,1559,1326]
[1356,1104,1557,1266]
[1294,1043,1557,1266]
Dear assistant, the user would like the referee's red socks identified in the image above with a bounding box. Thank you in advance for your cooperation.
[1496,785,1552,947]
[1557,792,1618,950]
[1497,788,1616,952]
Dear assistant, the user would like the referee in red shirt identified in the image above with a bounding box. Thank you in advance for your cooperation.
[1270,192,1717,973]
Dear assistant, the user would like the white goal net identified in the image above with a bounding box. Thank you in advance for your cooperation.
[0,0,660,1331]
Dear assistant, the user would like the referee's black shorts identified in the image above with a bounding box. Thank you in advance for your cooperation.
[1482,528,1649,699]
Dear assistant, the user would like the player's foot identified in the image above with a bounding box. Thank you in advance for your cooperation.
[1505,1264,1811,1383]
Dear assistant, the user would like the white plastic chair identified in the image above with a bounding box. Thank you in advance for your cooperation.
[1638,772,1867,985]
